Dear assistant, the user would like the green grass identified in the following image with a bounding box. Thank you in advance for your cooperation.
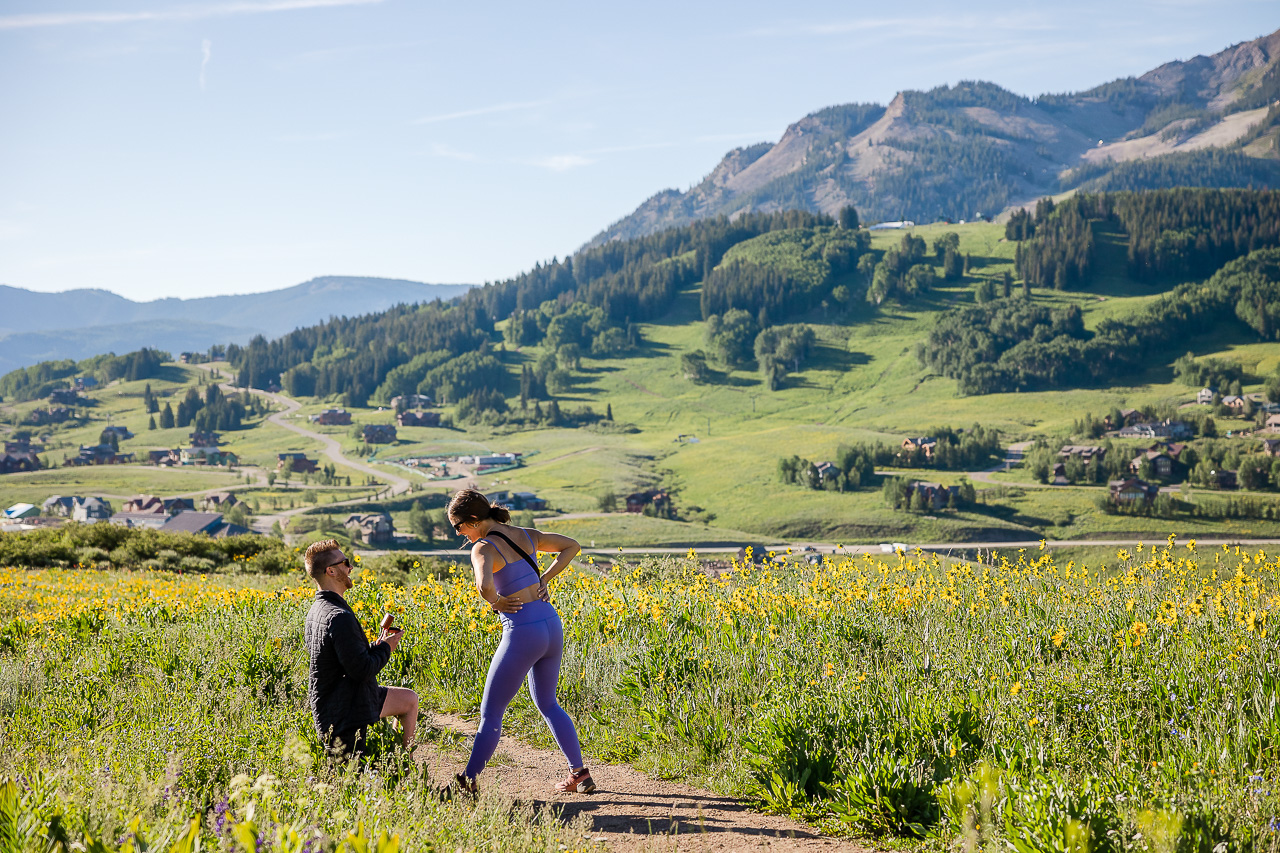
[538,513,764,548]
[9,539,1277,850]
[0,465,242,509]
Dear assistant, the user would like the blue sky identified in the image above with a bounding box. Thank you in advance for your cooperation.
[1,0,1275,301]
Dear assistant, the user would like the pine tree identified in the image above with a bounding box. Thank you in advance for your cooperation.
[148,415,156,430]
[606,403,613,421]
[160,402,175,429]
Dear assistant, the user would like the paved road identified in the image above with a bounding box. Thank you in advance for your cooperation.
[370,536,1280,559]
[969,440,1034,484]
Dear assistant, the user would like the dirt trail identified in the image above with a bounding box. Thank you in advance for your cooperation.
[416,712,869,852]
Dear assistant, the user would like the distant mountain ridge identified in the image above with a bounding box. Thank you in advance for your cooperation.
[589,28,1280,246]
[0,276,473,373]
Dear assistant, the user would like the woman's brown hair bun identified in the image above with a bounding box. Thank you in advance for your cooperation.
[448,488,511,526]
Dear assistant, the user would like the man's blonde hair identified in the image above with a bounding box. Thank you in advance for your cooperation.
[304,539,343,580]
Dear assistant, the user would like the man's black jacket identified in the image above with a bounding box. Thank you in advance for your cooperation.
[304,590,390,743]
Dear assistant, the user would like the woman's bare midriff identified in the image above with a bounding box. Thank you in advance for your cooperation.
[501,580,542,603]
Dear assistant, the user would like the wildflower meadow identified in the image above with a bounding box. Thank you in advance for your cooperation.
[1,538,1278,851]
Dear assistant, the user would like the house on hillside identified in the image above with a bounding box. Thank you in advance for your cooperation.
[189,430,221,446]
[122,495,194,515]
[75,376,98,389]
[48,389,81,406]
[26,407,73,426]
[123,495,164,514]
[1260,438,1280,457]
[461,452,518,467]
[180,446,237,466]
[1221,395,1247,412]
[201,491,238,511]
[109,512,169,529]
[483,490,547,511]
[513,491,547,511]
[390,394,434,410]
[1118,420,1192,441]
[0,450,41,474]
[277,452,319,473]
[1129,449,1173,478]
[5,440,41,454]
[1267,414,1280,432]
[1058,445,1105,463]
[906,481,959,510]
[1109,477,1158,504]
[43,495,79,516]
[1209,469,1238,490]
[69,444,134,466]
[397,410,440,428]
[362,424,397,444]
[102,425,134,441]
[148,449,181,466]
[4,503,40,520]
[344,512,394,545]
[311,408,352,426]
[161,511,253,538]
[73,497,113,523]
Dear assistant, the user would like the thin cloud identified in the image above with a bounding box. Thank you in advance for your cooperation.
[738,13,1056,40]
[429,143,482,163]
[412,99,551,125]
[581,142,675,155]
[199,39,212,90]
[0,0,382,31]
[275,131,344,143]
[694,131,774,144]
[524,154,594,172]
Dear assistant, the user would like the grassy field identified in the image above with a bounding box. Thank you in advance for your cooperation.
[2,543,1276,849]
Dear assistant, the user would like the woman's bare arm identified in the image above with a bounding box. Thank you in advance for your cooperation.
[531,529,580,585]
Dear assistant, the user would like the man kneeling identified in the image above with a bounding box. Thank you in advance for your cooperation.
[304,540,418,757]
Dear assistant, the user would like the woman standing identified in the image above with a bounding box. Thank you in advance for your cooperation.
[447,488,595,795]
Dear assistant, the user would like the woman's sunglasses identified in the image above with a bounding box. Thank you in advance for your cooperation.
[452,519,468,534]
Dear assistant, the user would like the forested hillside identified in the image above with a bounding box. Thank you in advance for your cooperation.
[10,189,1280,416]
[225,210,838,413]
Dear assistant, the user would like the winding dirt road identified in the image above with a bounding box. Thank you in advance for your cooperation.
[208,382,414,533]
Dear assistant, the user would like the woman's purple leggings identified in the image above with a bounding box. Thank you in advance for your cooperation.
[464,607,583,778]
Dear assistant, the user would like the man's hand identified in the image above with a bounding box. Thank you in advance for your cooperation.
[492,594,524,614]
[378,627,404,652]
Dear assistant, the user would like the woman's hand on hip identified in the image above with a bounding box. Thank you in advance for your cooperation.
[537,579,550,602]
[493,594,524,614]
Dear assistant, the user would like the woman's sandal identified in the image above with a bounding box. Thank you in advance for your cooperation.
[556,767,596,794]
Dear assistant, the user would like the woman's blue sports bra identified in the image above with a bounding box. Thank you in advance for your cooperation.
[479,529,541,596]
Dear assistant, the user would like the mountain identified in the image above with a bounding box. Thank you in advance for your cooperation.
[588,28,1280,246]
[0,276,473,373]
